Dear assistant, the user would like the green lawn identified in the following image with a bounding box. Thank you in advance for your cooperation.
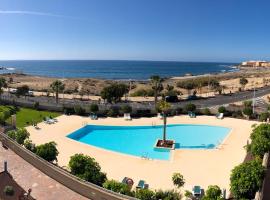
[7,107,61,128]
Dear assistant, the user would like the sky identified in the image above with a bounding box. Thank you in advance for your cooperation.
[0,0,270,62]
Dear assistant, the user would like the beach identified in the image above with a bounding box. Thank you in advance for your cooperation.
[2,66,270,102]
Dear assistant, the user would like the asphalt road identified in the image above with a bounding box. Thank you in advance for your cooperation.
[2,86,270,109]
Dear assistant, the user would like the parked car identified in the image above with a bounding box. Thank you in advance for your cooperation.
[165,95,179,102]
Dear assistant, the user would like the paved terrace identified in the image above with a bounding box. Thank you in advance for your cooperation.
[27,115,258,196]
[0,145,87,200]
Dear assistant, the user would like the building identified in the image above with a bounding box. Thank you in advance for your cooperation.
[241,60,270,67]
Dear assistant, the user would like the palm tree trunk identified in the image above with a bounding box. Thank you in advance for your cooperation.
[56,90,59,104]
[163,113,167,142]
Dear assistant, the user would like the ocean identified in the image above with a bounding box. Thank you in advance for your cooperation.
[0,60,238,80]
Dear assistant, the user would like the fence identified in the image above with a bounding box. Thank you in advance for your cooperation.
[0,133,137,200]
[255,152,269,200]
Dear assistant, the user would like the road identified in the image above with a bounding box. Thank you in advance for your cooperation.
[2,86,270,110]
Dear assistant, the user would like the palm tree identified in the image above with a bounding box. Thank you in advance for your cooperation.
[150,75,163,105]
[50,80,65,104]
[157,100,171,144]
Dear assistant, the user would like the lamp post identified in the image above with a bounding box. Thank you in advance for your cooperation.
[252,86,256,114]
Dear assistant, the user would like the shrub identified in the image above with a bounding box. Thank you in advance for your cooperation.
[69,153,107,186]
[101,83,128,103]
[74,105,85,116]
[243,107,253,118]
[136,109,152,117]
[230,159,265,199]
[34,102,39,110]
[36,141,58,162]
[7,130,16,140]
[121,105,132,114]
[103,180,134,196]
[131,88,155,97]
[107,107,120,117]
[246,124,270,157]
[135,189,155,200]
[184,103,196,113]
[243,100,252,107]
[175,107,183,115]
[218,106,226,113]
[24,139,36,152]
[89,104,99,113]
[202,108,211,115]
[155,190,181,200]
[259,112,269,122]
[172,172,185,188]
[3,186,14,196]
[15,128,30,145]
[184,190,193,198]
[231,110,243,118]
[202,185,223,200]
[16,85,29,97]
[63,107,75,115]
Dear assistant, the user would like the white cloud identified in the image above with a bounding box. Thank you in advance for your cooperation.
[0,10,81,20]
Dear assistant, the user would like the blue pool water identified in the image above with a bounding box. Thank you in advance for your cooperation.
[67,124,230,160]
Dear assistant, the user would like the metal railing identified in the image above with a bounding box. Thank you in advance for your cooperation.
[0,132,137,200]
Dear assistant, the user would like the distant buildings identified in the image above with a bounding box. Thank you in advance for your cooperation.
[241,61,270,67]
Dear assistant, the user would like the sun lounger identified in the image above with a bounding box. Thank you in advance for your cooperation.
[90,113,98,120]
[157,113,163,119]
[124,113,132,121]
[188,112,196,118]
[136,180,145,189]
[45,117,55,124]
[216,113,224,119]
[192,185,201,197]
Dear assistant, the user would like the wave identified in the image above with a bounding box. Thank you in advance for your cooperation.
[6,67,15,70]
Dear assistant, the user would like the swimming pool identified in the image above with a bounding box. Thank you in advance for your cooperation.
[67,124,230,160]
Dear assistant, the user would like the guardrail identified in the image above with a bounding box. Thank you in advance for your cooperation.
[0,133,137,200]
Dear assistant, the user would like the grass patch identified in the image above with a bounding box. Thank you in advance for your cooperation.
[7,107,61,128]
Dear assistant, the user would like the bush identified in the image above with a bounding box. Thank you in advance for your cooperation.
[243,100,252,107]
[36,141,58,162]
[121,105,132,114]
[131,88,155,97]
[259,112,269,122]
[243,107,253,118]
[3,186,14,196]
[136,109,152,117]
[175,107,183,115]
[15,128,30,145]
[7,130,16,140]
[89,104,99,113]
[218,106,226,113]
[63,107,75,115]
[24,139,36,152]
[246,124,270,157]
[155,190,181,200]
[107,107,120,117]
[231,110,243,118]
[103,180,134,196]
[184,103,196,112]
[7,128,30,145]
[101,83,128,103]
[69,153,107,186]
[135,189,155,200]
[74,105,85,116]
[230,159,265,199]
[202,108,211,115]
[184,190,193,198]
[34,102,39,110]
[202,185,223,200]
